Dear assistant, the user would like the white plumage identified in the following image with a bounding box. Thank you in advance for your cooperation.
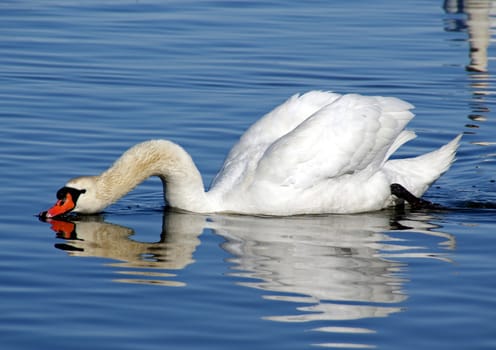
[43,91,461,217]
[208,91,460,214]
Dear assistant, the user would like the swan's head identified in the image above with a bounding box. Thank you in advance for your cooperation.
[40,176,107,218]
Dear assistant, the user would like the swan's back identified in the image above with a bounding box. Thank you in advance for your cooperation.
[210,91,413,194]
[253,93,415,189]
[210,91,341,192]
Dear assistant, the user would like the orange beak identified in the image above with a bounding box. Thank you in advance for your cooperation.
[45,192,76,218]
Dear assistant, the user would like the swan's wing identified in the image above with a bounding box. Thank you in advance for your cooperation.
[254,94,415,189]
[210,91,341,190]
[230,91,341,154]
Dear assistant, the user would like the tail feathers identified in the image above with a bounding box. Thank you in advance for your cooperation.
[384,134,462,197]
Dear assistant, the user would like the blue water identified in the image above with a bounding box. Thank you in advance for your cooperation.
[1,0,496,349]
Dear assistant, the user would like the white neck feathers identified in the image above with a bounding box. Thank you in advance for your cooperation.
[97,140,210,212]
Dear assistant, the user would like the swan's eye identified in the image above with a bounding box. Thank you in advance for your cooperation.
[56,187,86,200]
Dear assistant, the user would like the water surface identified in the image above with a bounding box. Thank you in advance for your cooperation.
[1,1,495,349]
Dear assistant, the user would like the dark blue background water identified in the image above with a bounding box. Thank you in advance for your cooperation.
[1,1,495,349]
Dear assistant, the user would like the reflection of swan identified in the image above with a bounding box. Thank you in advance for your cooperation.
[49,211,204,286]
[212,211,454,325]
[42,91,461,217]
[45,209,454,336]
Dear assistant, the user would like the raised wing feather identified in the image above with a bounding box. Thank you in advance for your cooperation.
[210,91,341,191]
[254,94,414,189]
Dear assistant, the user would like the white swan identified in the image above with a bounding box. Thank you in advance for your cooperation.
[41,91,461,217]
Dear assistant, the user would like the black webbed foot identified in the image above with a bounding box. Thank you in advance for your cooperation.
[390,183,443,210]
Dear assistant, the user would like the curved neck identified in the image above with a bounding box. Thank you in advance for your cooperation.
[97,140,211,212]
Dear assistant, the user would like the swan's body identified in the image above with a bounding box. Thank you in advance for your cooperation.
[43,91,461,217]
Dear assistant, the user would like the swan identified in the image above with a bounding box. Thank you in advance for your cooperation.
[40,91,461,217]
